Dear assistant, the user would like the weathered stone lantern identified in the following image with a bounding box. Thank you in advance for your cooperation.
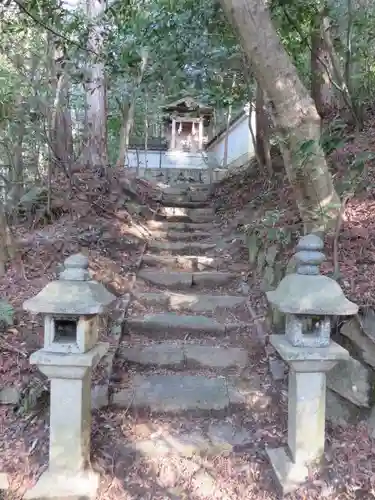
[265,234,358,495]
[23,254,116,500]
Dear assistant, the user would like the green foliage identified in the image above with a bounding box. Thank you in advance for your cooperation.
[251,210,294,246]
[0,0,374,187]
[270,0,315,83]
[103,0,248,144]
[320,120,348,155]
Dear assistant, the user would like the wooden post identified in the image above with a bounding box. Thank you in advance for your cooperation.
[171,118,176,150]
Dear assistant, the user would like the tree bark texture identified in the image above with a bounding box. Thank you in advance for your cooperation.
[83,0,108,168]
[310,11,335,118]
[116,50,148,168]
[219,0,340,232]
[255,82,272,174]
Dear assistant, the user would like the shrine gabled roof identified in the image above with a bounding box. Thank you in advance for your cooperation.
[161,96,213,114]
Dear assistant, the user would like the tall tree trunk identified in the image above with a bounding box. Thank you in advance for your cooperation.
[219,0,340,233]
[49,42,74,172]
[310,11,334,118]
[52,79,73,170]
[83,0,108,168]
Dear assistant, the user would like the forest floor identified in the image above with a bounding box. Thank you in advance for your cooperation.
[1,116,375,499]
[212,112,375,309]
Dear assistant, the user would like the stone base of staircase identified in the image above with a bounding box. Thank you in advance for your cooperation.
[112,374,245,413]
[121,342,248,370]
[121,420,253,458]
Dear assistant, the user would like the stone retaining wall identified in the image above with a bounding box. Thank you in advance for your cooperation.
[245,226,297,333]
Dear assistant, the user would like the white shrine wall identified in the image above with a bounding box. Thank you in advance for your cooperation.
[205,110,256,170]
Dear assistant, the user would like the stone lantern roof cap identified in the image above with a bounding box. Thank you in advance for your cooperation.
[266,234,358,316]
[23,254,116,315]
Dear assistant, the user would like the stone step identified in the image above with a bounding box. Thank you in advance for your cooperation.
[153,230,211,241]
[148,240,216,254]
[158,207,191,218]
[134,291,246,312]
[138,269,193,288]
[189,192,210,203]
[122,421,252,457]
[121,342,248,370]
[156,213,213,224]
[157,207,213,224]
[188,208,214,223]
[192,271,237,287]
[172,192,208,203]
[112,374,243,413]
[142,254,218,271]
[147,221,212,232]
[138,269,236,288]
[188,214,213,223]
[127,312,226,335]
[190,208,214,217]
[162,184,211,194]
[160,200,209,209]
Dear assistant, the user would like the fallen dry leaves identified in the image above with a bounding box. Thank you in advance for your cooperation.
[2,143,375,500]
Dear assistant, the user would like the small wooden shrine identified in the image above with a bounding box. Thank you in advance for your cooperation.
[161,97,213,152]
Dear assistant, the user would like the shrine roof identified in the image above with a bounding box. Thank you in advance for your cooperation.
[161,96,213,115]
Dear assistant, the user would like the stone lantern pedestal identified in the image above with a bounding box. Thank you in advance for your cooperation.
[23,254,116,500]
[266,336,349,494]
[265,235,358,495]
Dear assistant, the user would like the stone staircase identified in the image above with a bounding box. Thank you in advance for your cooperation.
[110,182,260,454]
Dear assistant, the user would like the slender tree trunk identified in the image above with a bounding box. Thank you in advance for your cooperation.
[85,63,108,168]
[0,202,15,276]
[223,73,236,168]
[83,0,108,168]
[321,14,360,128]
[117,102,133,168]
[212,109,217,138]
[0,208,8,276]
[144,90,149,170]
[11,96,26,205]
[219,0,340,233]
[49,43,74,172]
[52,81,73,170]
[248,101,264,172]
[344,0,353,95]
[116,49,148,168]
[311,11,334,118]
[255,82,272,174]
[9,55,26,206]
[222,108,232,168]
